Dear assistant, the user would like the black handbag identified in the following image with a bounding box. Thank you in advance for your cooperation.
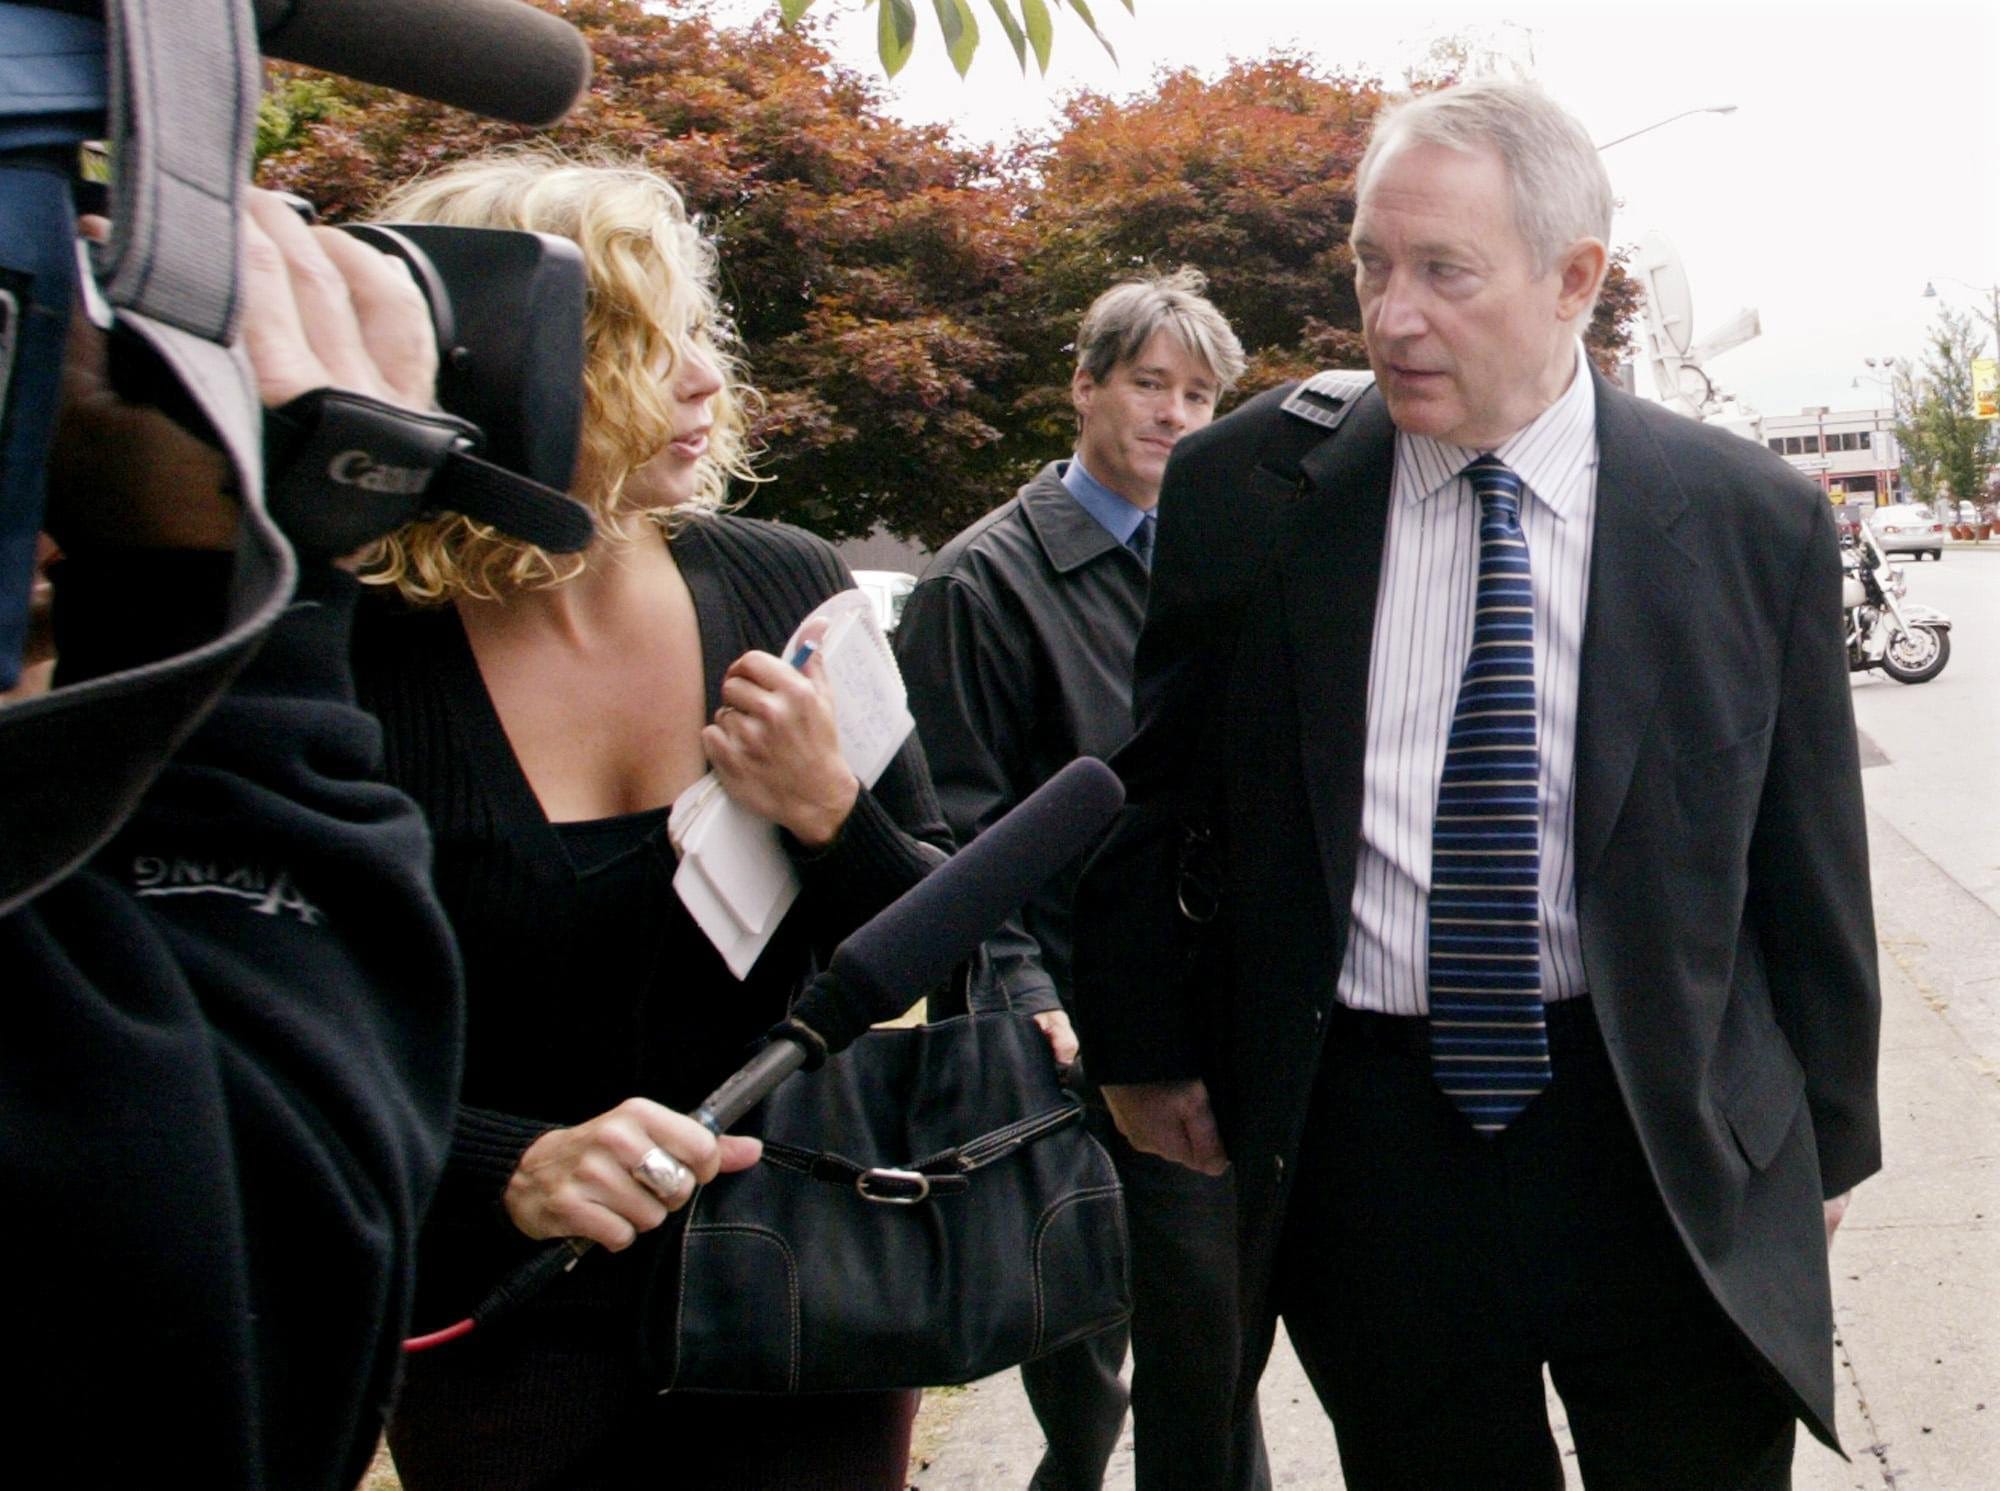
[642,1009,1130,1394]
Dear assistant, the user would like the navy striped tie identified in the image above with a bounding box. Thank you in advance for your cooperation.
[1128,511,1157,569]
[1429,455,1550,1133]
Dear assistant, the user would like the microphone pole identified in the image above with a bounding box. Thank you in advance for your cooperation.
[400,1023,824,1353]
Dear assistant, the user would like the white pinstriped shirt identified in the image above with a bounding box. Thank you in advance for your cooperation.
[1335,341,1598,1015]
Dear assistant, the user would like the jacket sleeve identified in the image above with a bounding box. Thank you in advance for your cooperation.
[1071,438,1261,1083]
[1071,385,1328,1085]
[1069,627,1227,1081]
[1,552,462,1491]
[788,736,952,939]
[895,567,1062,1018]
[1745,498,1882,1198]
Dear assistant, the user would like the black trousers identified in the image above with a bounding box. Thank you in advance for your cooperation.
[1024,1110,1272,1491]
[391,1337,918,1490]
[1273,1000,1796,1491]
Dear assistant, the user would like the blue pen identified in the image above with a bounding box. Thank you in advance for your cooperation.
[789,639,819,670]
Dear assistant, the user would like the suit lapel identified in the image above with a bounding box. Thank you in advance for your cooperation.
[1280,392,1398,917]
[1572,381,1699,884]
[1274,379,1701,917]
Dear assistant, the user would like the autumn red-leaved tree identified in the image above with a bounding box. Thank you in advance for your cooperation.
[1011,54,1639,425]
[262,14,1642,547]
[260,0,1035,547]
[1013,54,1384,411]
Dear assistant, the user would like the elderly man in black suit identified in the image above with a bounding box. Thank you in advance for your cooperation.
[1073,78,1880,1490]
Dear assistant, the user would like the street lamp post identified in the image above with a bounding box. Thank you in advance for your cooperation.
[1854,355,1897,395]
[1855,356,1897,406]
[1596,104,1738,151]
[1852,362,1902,504]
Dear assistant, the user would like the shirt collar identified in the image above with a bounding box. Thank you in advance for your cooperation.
[1399,339,1597,521]
[1062,455,1152,546]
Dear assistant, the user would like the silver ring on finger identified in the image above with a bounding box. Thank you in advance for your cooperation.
[632,1146,695,1205]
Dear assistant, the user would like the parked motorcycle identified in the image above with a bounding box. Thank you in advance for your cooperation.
[1843,520,1952,684]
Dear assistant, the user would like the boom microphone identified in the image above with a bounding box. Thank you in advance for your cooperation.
[800,755,1124,1052]
[692,756,1125,1134]
[253,0,593,126]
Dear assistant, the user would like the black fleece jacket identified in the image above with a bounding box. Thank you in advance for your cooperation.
[0,551,462,1490]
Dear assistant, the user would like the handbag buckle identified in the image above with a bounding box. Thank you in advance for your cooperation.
[855,1167,931,1204]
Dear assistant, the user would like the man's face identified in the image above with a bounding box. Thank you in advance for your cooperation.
[1071,329,1219,507]
[1351,141,1602,449]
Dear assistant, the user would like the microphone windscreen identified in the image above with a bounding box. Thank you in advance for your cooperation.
[253,0,592,126]
[793,757,1125,1053]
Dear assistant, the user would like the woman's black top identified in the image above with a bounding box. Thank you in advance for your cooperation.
[352,514,952,1341]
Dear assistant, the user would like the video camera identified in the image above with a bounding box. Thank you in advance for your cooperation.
[0,0,597,690]
[260,211,591,559]
[0,0,593,914]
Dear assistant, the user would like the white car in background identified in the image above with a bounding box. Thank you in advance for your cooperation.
[1870,504,1945,560]
[852,570,917,635]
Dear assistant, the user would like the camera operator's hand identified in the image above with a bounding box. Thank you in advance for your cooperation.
[45,189,436,553]
[238,189,436,411]
[504,1099,763,1252]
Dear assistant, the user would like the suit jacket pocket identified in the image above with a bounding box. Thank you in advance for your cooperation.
[1670,719,1774,801]
[1721,1062,1804,1171]
[1715,1022,1806,1170]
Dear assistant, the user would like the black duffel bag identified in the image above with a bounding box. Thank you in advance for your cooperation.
[643,1009,1129,1394]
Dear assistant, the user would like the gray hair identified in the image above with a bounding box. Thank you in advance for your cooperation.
[1356,79,1612,275]
[1074,266,1247,393]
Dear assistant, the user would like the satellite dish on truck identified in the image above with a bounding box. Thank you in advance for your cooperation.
[1633,228,1760,420]
[1637,229,1695,357]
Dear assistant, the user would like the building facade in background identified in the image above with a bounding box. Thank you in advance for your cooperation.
[1758,405,1904,507]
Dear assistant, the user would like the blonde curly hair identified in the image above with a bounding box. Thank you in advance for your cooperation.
[358,149,758,603]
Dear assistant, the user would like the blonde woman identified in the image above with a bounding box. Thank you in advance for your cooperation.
[353,152,950,1490]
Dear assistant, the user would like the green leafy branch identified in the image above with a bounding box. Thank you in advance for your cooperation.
[779,0,1134,78]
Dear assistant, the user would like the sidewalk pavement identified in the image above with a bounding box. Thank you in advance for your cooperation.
[909,807,2000,1489]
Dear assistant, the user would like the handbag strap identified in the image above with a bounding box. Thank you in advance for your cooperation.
[759,1101,1084,1205]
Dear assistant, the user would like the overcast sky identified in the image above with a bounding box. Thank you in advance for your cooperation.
[717,0,1999,419]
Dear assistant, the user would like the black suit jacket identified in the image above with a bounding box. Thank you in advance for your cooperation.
[1073,373,1882,1447]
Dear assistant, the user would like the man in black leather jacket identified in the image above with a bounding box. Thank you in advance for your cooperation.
[897,269,1269,1491]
